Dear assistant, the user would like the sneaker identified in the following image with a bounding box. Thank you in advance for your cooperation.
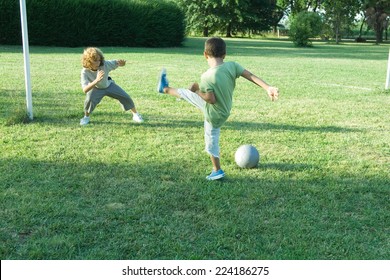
[80,116,90,125]
[157,68,169,94]
[132,113,144,123]
[206,169,225,181]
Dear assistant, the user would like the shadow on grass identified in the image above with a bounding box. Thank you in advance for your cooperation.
[1,157,389,260]
[2,37,388,61]
[28,111,363,134]
[0,86,365,133]
[260,162,315,172]
[224,121,362,133]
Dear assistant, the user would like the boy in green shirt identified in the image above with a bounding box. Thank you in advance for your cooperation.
[157,37,279,180]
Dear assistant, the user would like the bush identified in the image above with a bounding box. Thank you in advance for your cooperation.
[0,0,185,47]
[289,11,323,47]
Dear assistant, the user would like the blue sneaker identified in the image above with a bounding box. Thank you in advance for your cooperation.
[157,68,169,94]
[206,169,225,181]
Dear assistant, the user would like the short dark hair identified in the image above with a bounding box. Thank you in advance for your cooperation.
[204,37,226,58]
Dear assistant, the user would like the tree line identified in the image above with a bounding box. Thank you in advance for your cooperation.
[172,0,390,45]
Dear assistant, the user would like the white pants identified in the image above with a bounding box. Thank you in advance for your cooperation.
[178,89,221,158]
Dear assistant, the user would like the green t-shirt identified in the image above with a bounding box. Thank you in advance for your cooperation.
[200,61,245,128]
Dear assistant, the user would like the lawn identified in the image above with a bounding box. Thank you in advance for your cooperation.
[0,38,389,259]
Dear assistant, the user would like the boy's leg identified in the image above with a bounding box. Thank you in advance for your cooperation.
[210,155,221,172]
[204,120,220,163]
[164,87,206,112]
[177,88,206,112]
[106,83,143,122]
[204,120,225,180]
[84,88,107,115]
[105,83,135,111]
[158,68,205,110]
[81,88,107,125]
[164,87,182,99]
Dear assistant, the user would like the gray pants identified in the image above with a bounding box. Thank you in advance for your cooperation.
[178,88,221,158]
[84,82,135,114]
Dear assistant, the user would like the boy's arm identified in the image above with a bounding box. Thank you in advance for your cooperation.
[241,69,279,101]
[82,70,104,93]
[192,82,216,104]
[197,90,216,104]
[117,59,126,66]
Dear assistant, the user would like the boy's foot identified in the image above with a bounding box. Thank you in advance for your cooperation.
[80,116,90,125]
[206,169,225,181]
[132,113,144,123]
[157,68,169,94]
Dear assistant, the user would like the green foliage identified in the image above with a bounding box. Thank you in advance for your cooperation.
[289,11,323,47]
[176,0,219,36]
[176,0,279,37]
[0,0,185,47]
[277,0,303,15]
[364,0,390,43]
[321,0,363,43]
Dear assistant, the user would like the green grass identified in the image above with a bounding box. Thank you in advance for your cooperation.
[0,38,389,260]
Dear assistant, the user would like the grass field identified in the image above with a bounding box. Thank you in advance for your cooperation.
[0,38,389,260]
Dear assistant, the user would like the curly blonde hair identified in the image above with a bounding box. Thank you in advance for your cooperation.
[81,47,105,69]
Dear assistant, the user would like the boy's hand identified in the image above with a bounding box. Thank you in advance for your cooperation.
[267,86,279,101]
[96,70,104,82]
[189,82,200,93]
[117,60,126,66]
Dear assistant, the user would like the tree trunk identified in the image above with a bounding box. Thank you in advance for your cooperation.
[203,26,209,37]
[359,16,366,38]
[226,22,232,37]
[375,12,384,44]
[335,25,340,44]
[376,28,383,44]
[375,19,383,44]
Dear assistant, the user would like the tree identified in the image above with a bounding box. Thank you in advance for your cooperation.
[176,0,280,37]
[211,0,279,37]
[176,0,219,37]
[217,0,241,37]
[364,0,390,43]
[289,11,323,46]
[322,0,362,44]
[223,0,281,36]
[277,0,323,16]
[248,0,284,35]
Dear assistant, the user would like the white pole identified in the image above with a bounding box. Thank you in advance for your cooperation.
[19,0,33,120]
[386,49,390,90]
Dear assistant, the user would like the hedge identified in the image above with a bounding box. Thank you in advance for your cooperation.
[0,0,185,47]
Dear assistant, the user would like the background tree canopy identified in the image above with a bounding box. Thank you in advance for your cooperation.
[176,0,282,37]
[274,0,389,44]
[0,0,388,47]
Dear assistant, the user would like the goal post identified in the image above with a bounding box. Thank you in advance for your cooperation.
[19,0,33,120]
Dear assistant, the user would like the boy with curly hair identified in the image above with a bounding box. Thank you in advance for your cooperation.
[80,47,143,125]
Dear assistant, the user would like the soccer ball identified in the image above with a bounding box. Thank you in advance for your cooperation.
[234,144,260,168]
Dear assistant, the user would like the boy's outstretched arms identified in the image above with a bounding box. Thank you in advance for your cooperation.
[241,69,279,101]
